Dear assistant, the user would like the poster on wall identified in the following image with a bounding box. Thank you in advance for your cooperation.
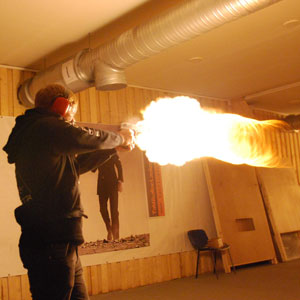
[143,154,165,217]
[79,147,151,255]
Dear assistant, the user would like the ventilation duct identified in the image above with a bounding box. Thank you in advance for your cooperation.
[282,115,300,131]
[18,0,282,107]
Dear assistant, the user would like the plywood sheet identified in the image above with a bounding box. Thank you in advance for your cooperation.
[204,158,276,266]
[256,167,300,233]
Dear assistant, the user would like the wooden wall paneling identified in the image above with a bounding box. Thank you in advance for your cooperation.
[133,259,141,288]
[7,276,21,300]
[95,264,104,294]
[274,130,283,158]
[99,264,109,293]
[179,251,195,277]
[78,90,90,123]
[124,87,135,120]
[137,258,147,287]
[94,90,102,124]
[0,277,9,300]
[153,255,164,283]
[169,253,181,279]
[106,263,113,292]
[20,275,30,300]
[142,257,153,286]
[161,254,172,282]
[12,70,24,116]
[0,68,9,116]
[0,252,216,298]
[284,133,293,165]
[83,266,92,296]
[290,132,297,168]
[295,134,300,182]
[269,128,278,156]
[151,89,162,104]
[116,88,128,123]
[125,259,135,289]
[108,91,119,124]
[88,87,99,123]
[132,88,144,119]
[120,260,129,290]
[90,265,100,296]
[280,132,287,160]
[141,88,153,109]
[292,133,300,179]
[98,91,111,124]
[111,262,122,291]
[92,265,103,295]
[6,69,14,116]
[146,256,156,285]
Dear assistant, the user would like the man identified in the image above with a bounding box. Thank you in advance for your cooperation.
[95,150,123,241]
[3,84,134,300]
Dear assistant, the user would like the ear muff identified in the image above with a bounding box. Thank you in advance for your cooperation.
[50,97,70,117]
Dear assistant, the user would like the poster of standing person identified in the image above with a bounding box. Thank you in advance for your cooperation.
[79,147,151,255]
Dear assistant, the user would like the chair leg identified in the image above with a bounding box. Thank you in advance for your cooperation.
[227,248,236,274]
[211,251,218,279]
[196,250,200,278]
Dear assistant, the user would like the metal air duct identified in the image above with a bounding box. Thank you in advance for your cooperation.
[18,0,282,107]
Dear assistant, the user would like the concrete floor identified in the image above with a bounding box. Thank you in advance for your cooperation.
[90,259,300,300]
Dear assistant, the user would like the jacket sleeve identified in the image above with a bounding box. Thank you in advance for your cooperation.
[77,149,116,175]
[43,117,124,155]
[114,154,124,182]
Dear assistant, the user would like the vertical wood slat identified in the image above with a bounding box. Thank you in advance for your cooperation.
[116,88,128,122]
[83,266,92,296]
[0,277,9,300]
[88,87,98,123]
[12,70,24,116]
[7,276,21,300]
[0,68,9,116]
[20,275,30,300]
[98,91,111,124]
[90,265,100,295]
[78,90,90,123]
[6,69,14,116]
[124,87,135,120]
[108,91,119,124]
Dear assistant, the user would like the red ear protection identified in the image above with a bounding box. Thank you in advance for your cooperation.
[50,97,70,117]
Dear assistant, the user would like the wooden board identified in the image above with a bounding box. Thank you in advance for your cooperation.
[256,167,300,261]
[203,158,276,267]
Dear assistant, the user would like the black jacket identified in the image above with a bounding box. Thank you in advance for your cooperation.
[96,153,123,195]
[3,108,123,245]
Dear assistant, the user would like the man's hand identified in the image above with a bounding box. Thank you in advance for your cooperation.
[118,128,135,151]
[118,181,123,192]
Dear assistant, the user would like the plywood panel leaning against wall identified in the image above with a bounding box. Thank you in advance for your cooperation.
[203,158,276,268]
[256,167,300,261]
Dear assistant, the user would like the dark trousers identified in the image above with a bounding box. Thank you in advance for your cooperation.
[98,190,119,239]
[19,237,89,300]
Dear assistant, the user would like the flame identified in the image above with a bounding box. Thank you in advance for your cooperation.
[135,96,289,167]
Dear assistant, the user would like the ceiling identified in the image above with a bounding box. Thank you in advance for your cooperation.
[0,0,300,115]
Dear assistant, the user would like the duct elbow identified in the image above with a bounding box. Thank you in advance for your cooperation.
[18,78,35,107]
[94,60,127,91]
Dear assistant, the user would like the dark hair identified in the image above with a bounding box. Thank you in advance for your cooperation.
[34,84,77,108]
